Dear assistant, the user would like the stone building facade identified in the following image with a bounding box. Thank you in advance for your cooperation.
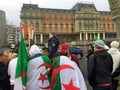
[20,2,117,45]
[108,0,120,43]
[0,10,7,47]
[6,25,20,45]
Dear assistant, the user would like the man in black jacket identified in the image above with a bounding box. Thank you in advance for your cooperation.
[88,40,113,90]
[0,50,10,90]
[48,32,60,59]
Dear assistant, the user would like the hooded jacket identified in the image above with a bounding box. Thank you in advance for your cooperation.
[48,37,60,58]
[29,45,42,57]
[88,49,113,86]
[108,48,120,73]
[27,45,52,90]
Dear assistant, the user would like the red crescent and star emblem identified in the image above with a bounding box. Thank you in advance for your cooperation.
[37,63,53,89]
[62,79,80,90]
[38,73,47,84]
[51,64,80,90]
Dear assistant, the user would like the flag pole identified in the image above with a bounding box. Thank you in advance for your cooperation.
[30,0,31,4]
[28,38,31,50]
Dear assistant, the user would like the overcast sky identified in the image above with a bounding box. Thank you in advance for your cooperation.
[0,0,110,26]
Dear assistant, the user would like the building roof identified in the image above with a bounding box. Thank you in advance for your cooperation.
[22,2,111,13]
[99,11,112,15]
[71,2,97,11]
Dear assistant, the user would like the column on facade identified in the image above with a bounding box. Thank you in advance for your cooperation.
[103,32,105,39]
[34,34,36,44]
[79,33,82,40]
[40,33,43,44]
[86,33,88,40]
[90,33,92,40]
[98,33,100,39]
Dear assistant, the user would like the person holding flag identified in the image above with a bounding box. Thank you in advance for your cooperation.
[26,45,52,90]
[51,52,87,90]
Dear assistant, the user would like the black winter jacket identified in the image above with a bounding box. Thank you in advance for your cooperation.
[48,37,60,58]
[88,49,113,87]
[0,61,10,90]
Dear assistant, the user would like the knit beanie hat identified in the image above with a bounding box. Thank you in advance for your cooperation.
[50,32,56,37]
[110,41,119,48]
[94,40,105,48]
[29,45,42,57]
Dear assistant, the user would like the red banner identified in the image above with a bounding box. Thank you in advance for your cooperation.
[20,23,27,39]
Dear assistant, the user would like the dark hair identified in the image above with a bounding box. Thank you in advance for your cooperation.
[42,47,48,52]
[88,44,94,50]
[0,50,4,57]
[52,52,61,62]
[12,47,19,54]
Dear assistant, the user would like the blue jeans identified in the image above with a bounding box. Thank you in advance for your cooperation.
[93,85,112,90]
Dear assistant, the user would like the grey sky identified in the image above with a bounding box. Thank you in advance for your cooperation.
[0,0,110,26]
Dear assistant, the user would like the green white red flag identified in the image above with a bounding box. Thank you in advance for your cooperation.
[51,56,87,90]
[15,34,28,90]
[26,55,52,90]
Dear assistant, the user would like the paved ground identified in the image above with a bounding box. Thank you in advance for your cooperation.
[79,57,92,90]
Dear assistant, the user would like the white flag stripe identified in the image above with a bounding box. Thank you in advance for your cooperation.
[60,56,87,90]
[27,56,50,90]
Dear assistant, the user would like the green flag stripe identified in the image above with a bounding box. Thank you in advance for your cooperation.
[52,56,61,90]
[15,34,28,86]
[42,55,52,83]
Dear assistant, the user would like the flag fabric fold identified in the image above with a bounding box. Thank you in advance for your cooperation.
[94,33,100,40]
[15,34,28,89]
[26,55,52,90]
[51,56,87,90]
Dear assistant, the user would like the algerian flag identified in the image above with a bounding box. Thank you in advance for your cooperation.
[15,34,28,90]
[27,55,52,90]
[94,33,100,40]
[51,56,87,90]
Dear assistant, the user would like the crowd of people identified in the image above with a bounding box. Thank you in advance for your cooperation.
[0,32,120,90]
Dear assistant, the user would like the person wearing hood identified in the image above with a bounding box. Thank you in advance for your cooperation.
[48,32,60,59]
[88,40,113,90]
[108,41,120,90]
[27,45,52,90]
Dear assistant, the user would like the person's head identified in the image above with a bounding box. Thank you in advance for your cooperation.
[0,50,8,64]
[88,44,94,51]
[59,44,70,56]
[0,50,4,61]
[12,47,19,54]
[8,47,19,60]
[42,47,48,55]
[110,41,119,48]
[49,32,56,39]
[29,45,42,57]
[93,40,105,50]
